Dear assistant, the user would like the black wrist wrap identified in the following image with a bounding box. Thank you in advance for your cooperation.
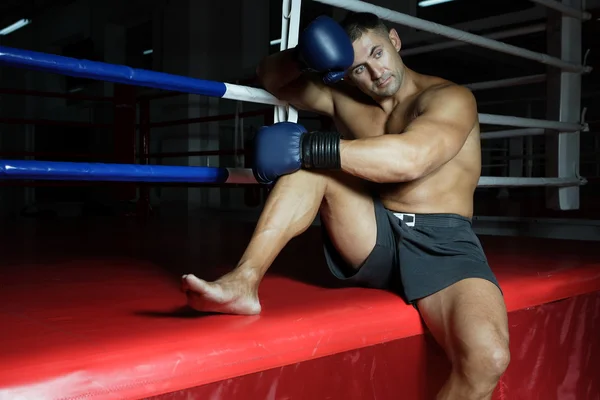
[301,131,341,169]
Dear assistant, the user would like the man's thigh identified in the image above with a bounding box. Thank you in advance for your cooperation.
[318,170,378,268]
[396,216,508,363]
[316,171,398,289]
[416,277,509,363]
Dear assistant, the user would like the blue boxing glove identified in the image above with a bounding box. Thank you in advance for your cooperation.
[253,122,341,184]
[295,16,354,84]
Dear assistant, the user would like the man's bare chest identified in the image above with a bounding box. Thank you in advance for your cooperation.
[333,100,418,140]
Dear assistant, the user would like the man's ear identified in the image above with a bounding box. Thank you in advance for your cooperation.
[388,28,401,52]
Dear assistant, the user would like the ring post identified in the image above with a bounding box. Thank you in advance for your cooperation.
[545,0,583,210]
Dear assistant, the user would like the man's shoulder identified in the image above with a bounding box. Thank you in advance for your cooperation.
[279,73,369,116]
[328,80,373,103]
[417,79,476,113]
[410,78,479,134]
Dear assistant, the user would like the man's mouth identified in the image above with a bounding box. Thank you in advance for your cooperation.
[376,76,391,87]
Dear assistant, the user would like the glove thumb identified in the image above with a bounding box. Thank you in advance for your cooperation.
[323,70,346,85]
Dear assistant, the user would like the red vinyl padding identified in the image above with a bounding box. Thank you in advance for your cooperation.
[0,220,599,399]
[153,291,600,400]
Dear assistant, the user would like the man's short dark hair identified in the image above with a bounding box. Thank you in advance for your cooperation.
[340,12,390,41]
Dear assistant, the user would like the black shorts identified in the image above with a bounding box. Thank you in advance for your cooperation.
[321,197,501,303]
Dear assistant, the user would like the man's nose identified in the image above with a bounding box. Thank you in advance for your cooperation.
[369,63,384,80]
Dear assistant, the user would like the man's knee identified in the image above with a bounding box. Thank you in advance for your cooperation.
[276,169,345,190]
[278,169,369,201]
[476,336,510,379]
[462,324,510,380]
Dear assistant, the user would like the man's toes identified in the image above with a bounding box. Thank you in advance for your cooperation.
[182,274,206,291]
[182,275,227,301]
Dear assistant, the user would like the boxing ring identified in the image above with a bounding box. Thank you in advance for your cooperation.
[0,0,599,399]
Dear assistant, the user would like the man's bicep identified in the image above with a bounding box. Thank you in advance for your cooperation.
[407,85,477,141]
[401,86,478,166]
[274,76,335,116]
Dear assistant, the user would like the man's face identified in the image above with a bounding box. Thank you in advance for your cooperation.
[346,29,403,99]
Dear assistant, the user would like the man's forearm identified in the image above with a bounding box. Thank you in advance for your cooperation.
[256,49,302,95]
[339,136,422,183]
[253,124,426,185]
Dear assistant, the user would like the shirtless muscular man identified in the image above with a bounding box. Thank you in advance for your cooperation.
[182,13,510,400]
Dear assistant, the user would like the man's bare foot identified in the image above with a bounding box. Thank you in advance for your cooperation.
[181,271,261,315]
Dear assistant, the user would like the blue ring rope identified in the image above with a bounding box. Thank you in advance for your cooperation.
[0,45,227,97]
[0,160,233,183]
